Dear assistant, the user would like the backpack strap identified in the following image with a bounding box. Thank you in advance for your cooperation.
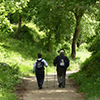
[36,59,44,69]
[37,59,42,63]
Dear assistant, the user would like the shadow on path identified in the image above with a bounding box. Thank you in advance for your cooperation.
[16,71,85,100]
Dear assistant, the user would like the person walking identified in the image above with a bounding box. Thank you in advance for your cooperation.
[53,50,69,88]
[33,53,48,89]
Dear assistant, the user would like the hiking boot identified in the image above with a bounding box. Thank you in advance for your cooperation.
[58,83,62,88]
[39,86,42,89]
[62,85,65,88]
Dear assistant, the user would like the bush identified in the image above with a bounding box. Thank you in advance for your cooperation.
[0,63,21,100]
[69,51,100,100]
[20,25,35,43]
[81,51,100,72]
[88,35,100,54]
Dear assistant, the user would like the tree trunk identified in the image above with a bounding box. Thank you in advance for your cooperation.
[17,14,22,39]
[47,32,52,52]
[71,10,83,59]
[71,23,80,59]
[77,34,83,48]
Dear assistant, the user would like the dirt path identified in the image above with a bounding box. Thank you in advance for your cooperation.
[16,71,85,100]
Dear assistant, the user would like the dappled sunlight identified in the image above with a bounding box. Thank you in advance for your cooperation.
[22,71,85,100]
[30,89,75,93]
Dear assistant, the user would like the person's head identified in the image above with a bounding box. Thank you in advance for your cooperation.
[60,50,64,55]
[38,53,42,58]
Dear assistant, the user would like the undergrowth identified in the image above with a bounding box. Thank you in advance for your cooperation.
[0,63,21,100]
[69,51,100,100]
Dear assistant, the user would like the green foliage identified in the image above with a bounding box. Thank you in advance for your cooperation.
[31,0,75,51]
[0,0,29,34]
[20,25,35,42]
[8,13,18,24]
[69,49,91,71]
[57,42,71,53]
[80,14,98,43]
[9,24,41,44]
[69,51,100,100]
[0,63,21,100]
[88,34,100,54]
[0,3,12,33]
[77,43,88,51]
[30,0,98,53]
[81,51,100,70]
[0,93,17,100]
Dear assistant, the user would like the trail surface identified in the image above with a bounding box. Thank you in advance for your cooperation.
[16,71,85,100]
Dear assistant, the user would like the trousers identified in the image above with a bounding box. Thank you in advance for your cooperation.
[57,71,66,87]
[36,70,44,88]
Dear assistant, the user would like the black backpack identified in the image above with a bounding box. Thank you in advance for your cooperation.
[36,59,44,70]
[58,56,65,67]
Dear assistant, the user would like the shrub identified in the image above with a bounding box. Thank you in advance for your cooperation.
[0,63,21,100]
[69,51,100,100]
[88,35,100,54]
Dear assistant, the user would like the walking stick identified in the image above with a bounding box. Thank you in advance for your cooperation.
[68,72,71,87]
[54,66,56,88]
[66,71,71,87]
[46,67,48,88]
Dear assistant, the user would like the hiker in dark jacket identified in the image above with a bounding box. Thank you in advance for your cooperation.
[33,53,48,89]
[53,50,69,88]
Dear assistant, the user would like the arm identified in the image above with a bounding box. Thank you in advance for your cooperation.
[42,59,48,67]
[65,57,70,68]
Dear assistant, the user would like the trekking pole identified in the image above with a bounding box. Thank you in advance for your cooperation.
[46,67,48,88]
[68,73,71,87]
[54,66,55,87]
[66,71,71,87]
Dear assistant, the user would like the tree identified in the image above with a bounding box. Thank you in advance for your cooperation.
[71,7,84,59]
[26,0,97,58]
[31,0,74,52]
[0,2,12,33]
[88,1,100,54]
[0,0,29,37]
[66,0,97,59]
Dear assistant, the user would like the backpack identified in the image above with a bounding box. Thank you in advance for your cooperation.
[58,56,65,67]
[36,59,44,69]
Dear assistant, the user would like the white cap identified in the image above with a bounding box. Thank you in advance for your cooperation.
[60,50,64,53]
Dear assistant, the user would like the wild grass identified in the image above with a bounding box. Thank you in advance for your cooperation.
[69,51,100,100]
[87,96,100,100]
[0,63,21,100]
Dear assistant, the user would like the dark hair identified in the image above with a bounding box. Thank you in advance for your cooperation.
[38,53,42,58]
